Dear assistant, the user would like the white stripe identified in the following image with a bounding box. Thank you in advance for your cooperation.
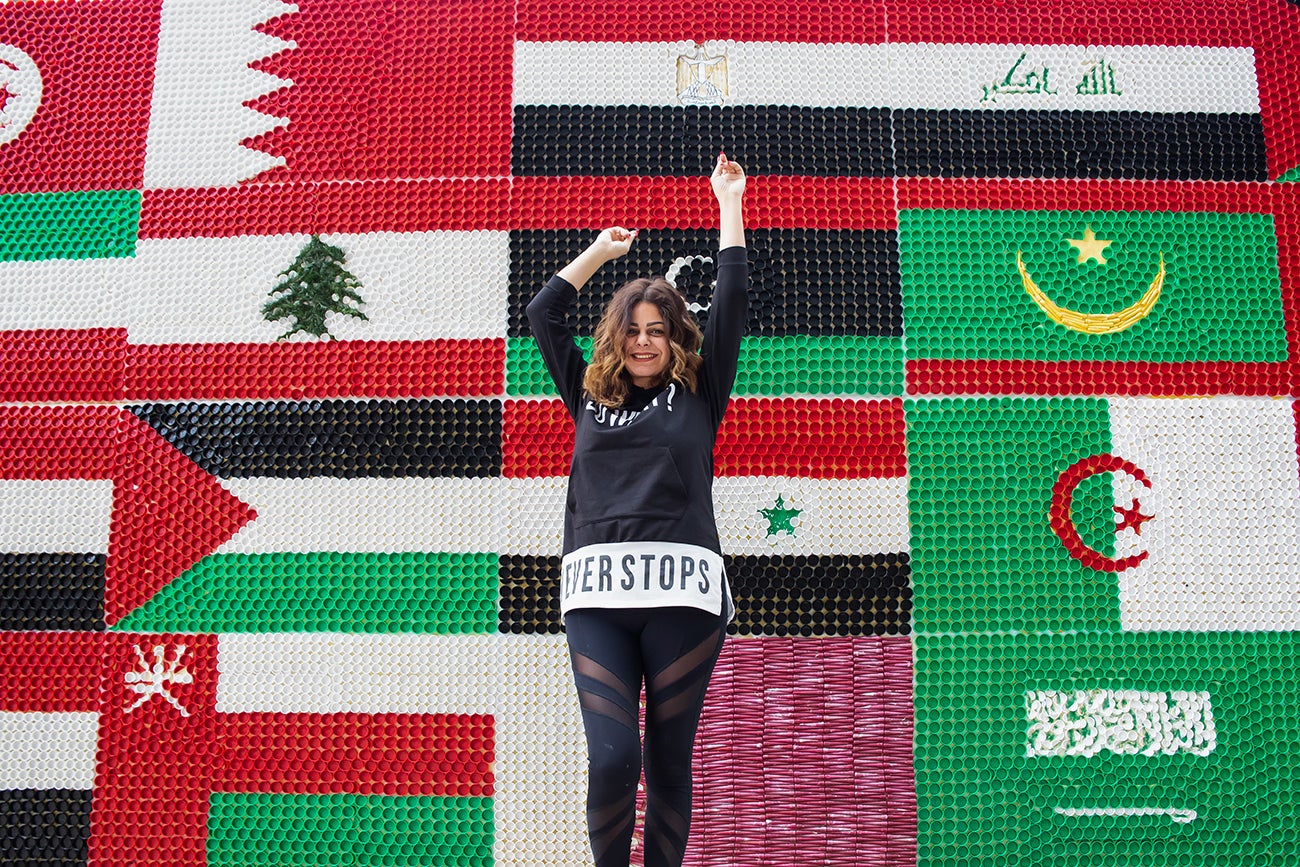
[0,232,509,340]
[1054,806,1197,824]
[0,712,99,790]
[217,477,501,554]
[143,0,296,187]
[1110,397,1300,631]
[514,41,1259,113]
[0,480,112,554]
[502,476,910,556]
[216,633,590,865]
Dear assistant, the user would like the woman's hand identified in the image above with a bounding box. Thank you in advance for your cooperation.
[591,226,638,263]
[711,153,746,202]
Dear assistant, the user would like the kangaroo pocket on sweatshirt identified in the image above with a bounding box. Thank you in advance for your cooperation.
[568,446,689,529]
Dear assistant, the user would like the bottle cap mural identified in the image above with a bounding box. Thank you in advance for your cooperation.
[2,1,1299,866]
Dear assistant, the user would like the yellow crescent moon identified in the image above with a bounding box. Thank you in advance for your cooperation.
[1017,252,1165,334]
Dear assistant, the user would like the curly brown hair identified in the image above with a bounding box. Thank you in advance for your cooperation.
[583,277,704,408]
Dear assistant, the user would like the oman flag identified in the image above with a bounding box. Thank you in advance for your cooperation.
[906,396,1300,636]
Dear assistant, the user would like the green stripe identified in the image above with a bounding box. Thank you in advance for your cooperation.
[1276,165,1300,183]
[207,793,492,867]
[915,631,1300,867]
[111,552,497,634]
[507,335,904,396]
[0,190,140,261]
[906,397,1120,635]
[899,209,1286,362]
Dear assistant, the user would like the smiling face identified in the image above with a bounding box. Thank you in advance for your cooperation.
[623,301,672,388]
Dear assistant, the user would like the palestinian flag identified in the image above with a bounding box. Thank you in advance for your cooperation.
[898,180,1296,395]
[905,396,1300,635]
[914,630,1300,867]
[502,397,911,637]
[0,196,507,402]
[112,398,501,634]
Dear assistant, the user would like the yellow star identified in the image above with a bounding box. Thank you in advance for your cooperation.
[1066,226,1114,265]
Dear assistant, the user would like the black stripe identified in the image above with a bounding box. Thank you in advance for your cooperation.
[512,105,894,177]
[130,400,501,479]
[513,105,1266,181]
[893,109,1267,181]
[509,229,902,338]
[0,789,92,867]
[0,554,104,631]
[498,553,911,636]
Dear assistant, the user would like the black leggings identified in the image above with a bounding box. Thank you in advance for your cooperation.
[565,606,727,867]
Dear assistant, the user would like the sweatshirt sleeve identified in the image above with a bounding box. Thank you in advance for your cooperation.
[525,275,588,418]
[699,245,749,430]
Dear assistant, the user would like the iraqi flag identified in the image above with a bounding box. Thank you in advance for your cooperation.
[512,2,1266,181]
[898,180,1297,395]
[502,397,911,637]
[914,629,1300,867]
[905,396,1300,635]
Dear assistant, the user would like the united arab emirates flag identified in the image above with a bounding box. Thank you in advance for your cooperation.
[898,185,1292,394]
[914,630,1300,867]
[906,396,1300,636]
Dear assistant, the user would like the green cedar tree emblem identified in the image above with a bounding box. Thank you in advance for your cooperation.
[759,494,801,538]
[262,235,367,339]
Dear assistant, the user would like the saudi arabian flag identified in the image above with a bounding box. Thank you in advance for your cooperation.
[906,396,1300,635]
[914,630,1300,867]
[898,209,1287,363]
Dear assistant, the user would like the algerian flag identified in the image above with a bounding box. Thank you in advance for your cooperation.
[906,396,1300,634]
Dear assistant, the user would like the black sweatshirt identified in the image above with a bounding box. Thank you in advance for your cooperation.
[526,245,748,618]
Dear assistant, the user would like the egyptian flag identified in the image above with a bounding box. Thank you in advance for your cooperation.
[0,223,507,402]
[905,396,1300,635]
[112,398,502,634]
[502,397,911,637]
[512,0,1265,181]
[898,180,1296,395]
[914,629,1300,866]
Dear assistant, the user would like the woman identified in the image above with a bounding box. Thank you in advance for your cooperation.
[525,154,747,867]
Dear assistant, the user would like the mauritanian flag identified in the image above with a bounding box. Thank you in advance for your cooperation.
[906,396,1300,636]
[512,0,1266,181]
[898,181,1296,395]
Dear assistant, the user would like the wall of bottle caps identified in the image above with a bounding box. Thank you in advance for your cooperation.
[2,0,1299,865]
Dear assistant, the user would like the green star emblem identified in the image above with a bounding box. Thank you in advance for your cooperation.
[759,494,801,538]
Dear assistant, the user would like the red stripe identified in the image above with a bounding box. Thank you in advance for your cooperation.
[503,397,907,478]
[906,360,1291,396]
[92,634,218,867]
[684,637,916,866]
[0,329,127,403]
[139,179,511,238]
[0,632,103,712]
[0,0,160,194]
[124,339,504,401]
[214,713,494,797]
[897,178,1276,213]
[513,176,897,230]
[246,0,513,181]
[1253,0,1300,179]
[516,0,887,42]
[887,0,1250,45]
[1272,194,1300,396]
